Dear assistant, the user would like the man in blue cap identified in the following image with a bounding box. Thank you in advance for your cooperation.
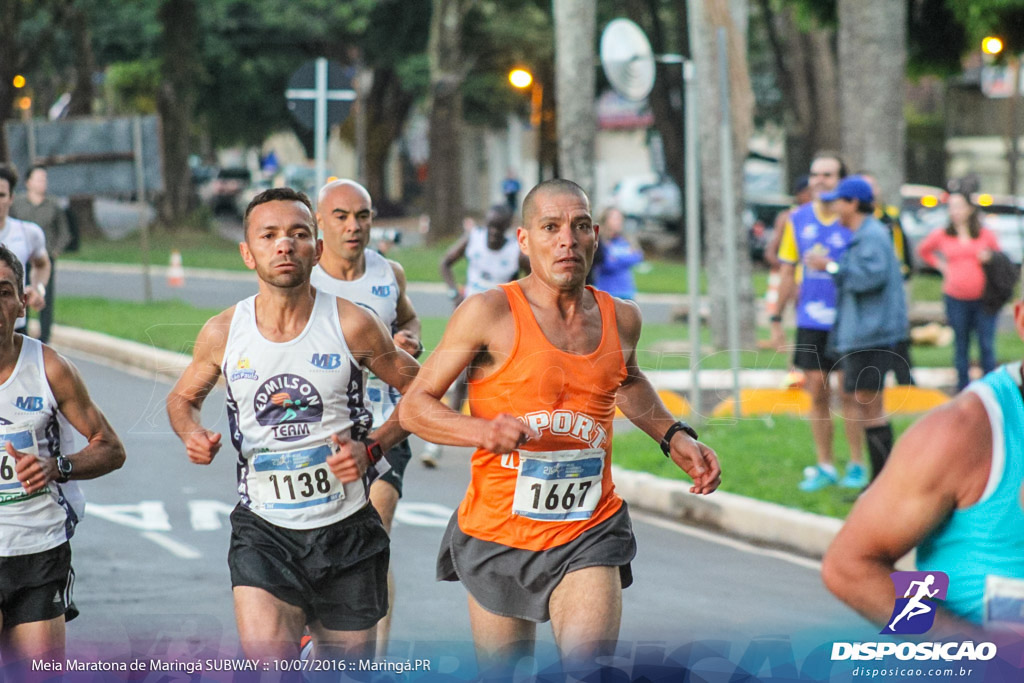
[805,175,908,482]
[776,152,865,491]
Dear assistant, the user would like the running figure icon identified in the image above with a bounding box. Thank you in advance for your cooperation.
[888,574,940,632]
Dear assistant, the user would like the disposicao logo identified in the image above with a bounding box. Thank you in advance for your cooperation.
[882,571,948,635]
[831,571,998,663]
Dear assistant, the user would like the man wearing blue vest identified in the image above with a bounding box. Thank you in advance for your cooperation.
[775,152,867,491]
[823,293,1024,632]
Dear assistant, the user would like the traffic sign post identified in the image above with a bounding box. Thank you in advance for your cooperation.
[286,58,356,198]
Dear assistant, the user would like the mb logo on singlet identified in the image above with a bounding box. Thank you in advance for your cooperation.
[254,374,324,442]
[371,285,391,297]
[14,396,43,412]
[882,571,949,635]
[309,353,342,370]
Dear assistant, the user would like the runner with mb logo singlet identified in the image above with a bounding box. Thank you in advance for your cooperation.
[167,188,419,664]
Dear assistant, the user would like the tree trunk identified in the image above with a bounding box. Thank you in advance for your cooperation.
[808,29,841,153]
[0,1,22,161]
[624,0,689,240]
[156,0,199,228]
[426,0,473,243]
[66,4,95,117]
[689,0,757,348]
[838,0,906,203]
[365,68,414,208]
[759,0,839,189]
[553,0,595,192]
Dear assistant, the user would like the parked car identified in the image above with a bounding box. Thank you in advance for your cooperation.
[609,173,681,230]
[200,167,252,215]
[744,195,793,263]
[901,188,1024,269]
[978,197,1024,265]
[899,184,948,271]
[610,158,788,260]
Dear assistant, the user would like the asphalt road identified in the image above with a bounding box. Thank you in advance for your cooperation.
[57,261,681,324]
[57,351,871,673]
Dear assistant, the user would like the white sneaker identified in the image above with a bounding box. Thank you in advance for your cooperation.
[420,443,442,469]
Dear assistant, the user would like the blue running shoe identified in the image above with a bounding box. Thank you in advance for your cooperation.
[799,465,837,492]
[839,463,868,489]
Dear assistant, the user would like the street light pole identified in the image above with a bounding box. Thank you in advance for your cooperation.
[510,68,544,183]
[1010,54,1020,198]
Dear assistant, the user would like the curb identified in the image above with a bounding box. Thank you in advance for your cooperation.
[611,466,841,559]
[50,324,191,382]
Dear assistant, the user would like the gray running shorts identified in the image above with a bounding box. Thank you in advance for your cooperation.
[436,502,636,623]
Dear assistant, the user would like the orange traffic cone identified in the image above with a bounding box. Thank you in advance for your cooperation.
[168,250,185,288]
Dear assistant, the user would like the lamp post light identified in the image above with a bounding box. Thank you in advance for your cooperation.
[509,67,545,181]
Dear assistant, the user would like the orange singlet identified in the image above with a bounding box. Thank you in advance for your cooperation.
[457,282,627,551]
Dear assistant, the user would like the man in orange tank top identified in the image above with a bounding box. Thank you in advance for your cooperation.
[401,179,720,672]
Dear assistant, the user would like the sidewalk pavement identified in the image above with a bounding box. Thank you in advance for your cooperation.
[47,322,898,563]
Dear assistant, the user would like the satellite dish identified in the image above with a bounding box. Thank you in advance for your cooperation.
[600,18,656,102]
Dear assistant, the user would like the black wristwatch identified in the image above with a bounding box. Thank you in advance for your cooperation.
[769,314,783,323]
[55,455,73,483]
[660,421,699,457]
[363,440,384,466]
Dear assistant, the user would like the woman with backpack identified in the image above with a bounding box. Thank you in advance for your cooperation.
[917,191,1001,391]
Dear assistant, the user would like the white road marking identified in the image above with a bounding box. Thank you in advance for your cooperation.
[188,499,235,531]
[87,501,172,531]
[393,501,455,528]
[630,510,823,571]
[140,532,202,559]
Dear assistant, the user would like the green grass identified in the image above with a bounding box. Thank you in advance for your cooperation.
[911,271,943,302]
[66,230,249,271]
[634,320,1024,372]
[65,232,767,295]
[55,297,222,356]
[56,295,1024,374]
[612,415,917,519]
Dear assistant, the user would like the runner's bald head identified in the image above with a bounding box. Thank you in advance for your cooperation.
[318,179,372,207]
[522,179,590,227]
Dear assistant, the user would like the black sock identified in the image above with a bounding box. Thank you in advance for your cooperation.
[865,423,894,482]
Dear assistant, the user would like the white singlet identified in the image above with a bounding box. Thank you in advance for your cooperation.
[222,291,374,530]
[0,217,47,329]
[310,250,402,426]
[465,227,521,297]
[0,337,83,556]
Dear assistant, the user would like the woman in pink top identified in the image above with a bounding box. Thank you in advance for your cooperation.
[917,191,1001,390]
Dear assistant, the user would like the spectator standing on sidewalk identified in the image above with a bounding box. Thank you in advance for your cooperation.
[805,176,907,482]
[592,207,644,300]
[11,166,69,344]
[764,175,810,350]
[917,191,1000,391]
[860,171,915,386]
[774,151,866,492]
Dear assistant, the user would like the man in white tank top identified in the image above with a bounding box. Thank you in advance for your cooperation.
[422,205,529,467]
[0,165,51,333]
[311,179,423,652]
[0,244,125,666]
[166,188,419,663]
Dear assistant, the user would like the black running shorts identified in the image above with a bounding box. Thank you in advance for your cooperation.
[840,347,898,394]
[377,439,412,497]
[228,504,389,631]
[792,327,840,374]
[0,542,77,626]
